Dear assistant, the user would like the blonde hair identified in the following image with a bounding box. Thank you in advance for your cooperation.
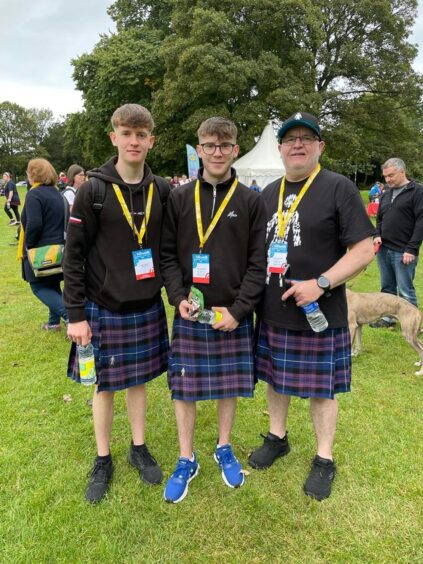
[111,104,154,131]
[27,158,58,186]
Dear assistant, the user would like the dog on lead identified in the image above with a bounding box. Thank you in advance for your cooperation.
[346,289,423,376]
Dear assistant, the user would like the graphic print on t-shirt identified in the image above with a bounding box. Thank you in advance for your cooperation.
[265,193,302,285]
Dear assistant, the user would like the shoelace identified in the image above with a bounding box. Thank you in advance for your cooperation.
[174,459,194,480]
[136,446,158,467]
[216,448,236,466]
[88,462,109,481]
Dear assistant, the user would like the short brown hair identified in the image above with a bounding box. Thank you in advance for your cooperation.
[197,117,237,141]
[27,158,58,186]
[111,104,155,131]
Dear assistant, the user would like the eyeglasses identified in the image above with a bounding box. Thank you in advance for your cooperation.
[200,142,236,155]
[280,135,319,146]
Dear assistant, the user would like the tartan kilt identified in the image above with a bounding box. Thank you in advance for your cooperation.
[67,298,169,392]
[168,314,255,401]
[255,320,351,399]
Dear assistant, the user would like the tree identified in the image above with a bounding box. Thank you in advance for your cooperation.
[70,0,423,176]
[0,101,47,176]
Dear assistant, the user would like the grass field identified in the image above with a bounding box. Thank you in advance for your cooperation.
[1,190,422,562]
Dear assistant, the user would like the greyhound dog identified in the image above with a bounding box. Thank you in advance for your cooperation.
[346,289,423,376]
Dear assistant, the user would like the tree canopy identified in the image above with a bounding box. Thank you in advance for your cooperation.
[6,0,421,180]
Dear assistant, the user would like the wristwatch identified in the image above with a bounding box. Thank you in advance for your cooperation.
[316,275,331,292]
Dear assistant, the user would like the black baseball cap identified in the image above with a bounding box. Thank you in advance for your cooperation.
[277,112,321,141]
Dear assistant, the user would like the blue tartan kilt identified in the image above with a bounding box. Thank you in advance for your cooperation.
[255,320,352,399]
[168,314,256,401]
[67,298,169,392]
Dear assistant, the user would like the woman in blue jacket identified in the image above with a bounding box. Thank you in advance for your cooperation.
[18,158,68,331]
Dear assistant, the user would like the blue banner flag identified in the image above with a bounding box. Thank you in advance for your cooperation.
[186,144,200,179]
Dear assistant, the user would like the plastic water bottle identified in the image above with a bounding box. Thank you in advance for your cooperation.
[198,309,223,325]
[301,302,328,332]
[77,343,97,386]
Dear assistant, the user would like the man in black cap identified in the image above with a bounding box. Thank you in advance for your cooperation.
[248,111,375,500]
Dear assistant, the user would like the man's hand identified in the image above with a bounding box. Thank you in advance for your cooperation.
[212,307,239,332]
[6,202,10,210]
[67,321,92,346]
[179,299,193,320]
[282,279,324,307]
[402,252,416,265]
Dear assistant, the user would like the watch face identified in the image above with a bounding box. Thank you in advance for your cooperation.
[318,276,330,290]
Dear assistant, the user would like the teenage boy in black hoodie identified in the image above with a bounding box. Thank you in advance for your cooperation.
[63,104,170,503]
[160,117,267,503]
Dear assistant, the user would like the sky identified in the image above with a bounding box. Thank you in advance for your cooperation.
[1,0,423,118]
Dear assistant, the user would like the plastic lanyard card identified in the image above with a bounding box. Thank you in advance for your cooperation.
[268,242,288,274]
[192,253,210,284]
[132,248,155,280]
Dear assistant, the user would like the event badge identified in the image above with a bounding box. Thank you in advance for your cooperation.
[192,253,210,284]
[268,242,288,274]
[132,249,155,280]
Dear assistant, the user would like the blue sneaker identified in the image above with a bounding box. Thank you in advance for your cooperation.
[164,454,200,503]
[214,444,245,488]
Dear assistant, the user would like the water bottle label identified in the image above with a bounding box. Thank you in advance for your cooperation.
[302,302,318,314]
[80,358,96,384]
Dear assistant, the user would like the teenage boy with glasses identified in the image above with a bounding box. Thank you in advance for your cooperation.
[160,116,267,503]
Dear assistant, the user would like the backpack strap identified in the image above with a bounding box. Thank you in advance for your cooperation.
[89,177,107,215]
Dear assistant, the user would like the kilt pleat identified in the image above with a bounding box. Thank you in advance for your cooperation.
[168,314,255,401]
[67,298,169,392]
[255,320,351,399]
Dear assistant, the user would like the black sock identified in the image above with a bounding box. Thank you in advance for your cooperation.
[132,442,145,451]
[268,432,286,441]
[96,453,112,463]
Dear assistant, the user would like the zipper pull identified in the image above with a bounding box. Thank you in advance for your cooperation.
[211,186,217,219]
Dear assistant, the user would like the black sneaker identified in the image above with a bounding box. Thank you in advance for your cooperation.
[128,443,163,485]
[248,432,290,469]
[85,456,113,503]
[369,319,396,328]
[303,455,336,501]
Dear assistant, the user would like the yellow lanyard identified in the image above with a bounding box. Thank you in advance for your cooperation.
[112,182,154,247]
[277,164,321,238]
[194,178,238,251]
[17,182,42,262]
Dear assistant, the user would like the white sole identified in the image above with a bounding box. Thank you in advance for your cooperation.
[213,453,245,489]
[164,464,200,503]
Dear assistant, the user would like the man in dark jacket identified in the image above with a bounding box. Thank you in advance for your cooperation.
[371,158,423,328]
[160,116,267,503]
[3,172,21,225]
[63,104,170,503]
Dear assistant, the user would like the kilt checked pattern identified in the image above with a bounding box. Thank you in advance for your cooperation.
[68,298,169,392]
[168,314,255,401]
[255,320,351,399]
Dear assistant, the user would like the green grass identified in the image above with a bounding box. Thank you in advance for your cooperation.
[1,189,422,562]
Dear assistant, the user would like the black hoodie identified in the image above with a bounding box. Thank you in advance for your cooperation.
[160,168,267,322]
[63,157,169,322]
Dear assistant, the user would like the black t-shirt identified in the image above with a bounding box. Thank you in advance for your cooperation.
[258,168,374,330]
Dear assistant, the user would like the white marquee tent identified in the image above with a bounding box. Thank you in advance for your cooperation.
[233,121,284,188]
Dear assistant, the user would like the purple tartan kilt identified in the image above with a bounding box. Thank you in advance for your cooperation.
[67,298,169,392]
[255,320,352,399]
[168,314,255,401]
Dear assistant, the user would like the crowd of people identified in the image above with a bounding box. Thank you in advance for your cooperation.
[5,104,422,507]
